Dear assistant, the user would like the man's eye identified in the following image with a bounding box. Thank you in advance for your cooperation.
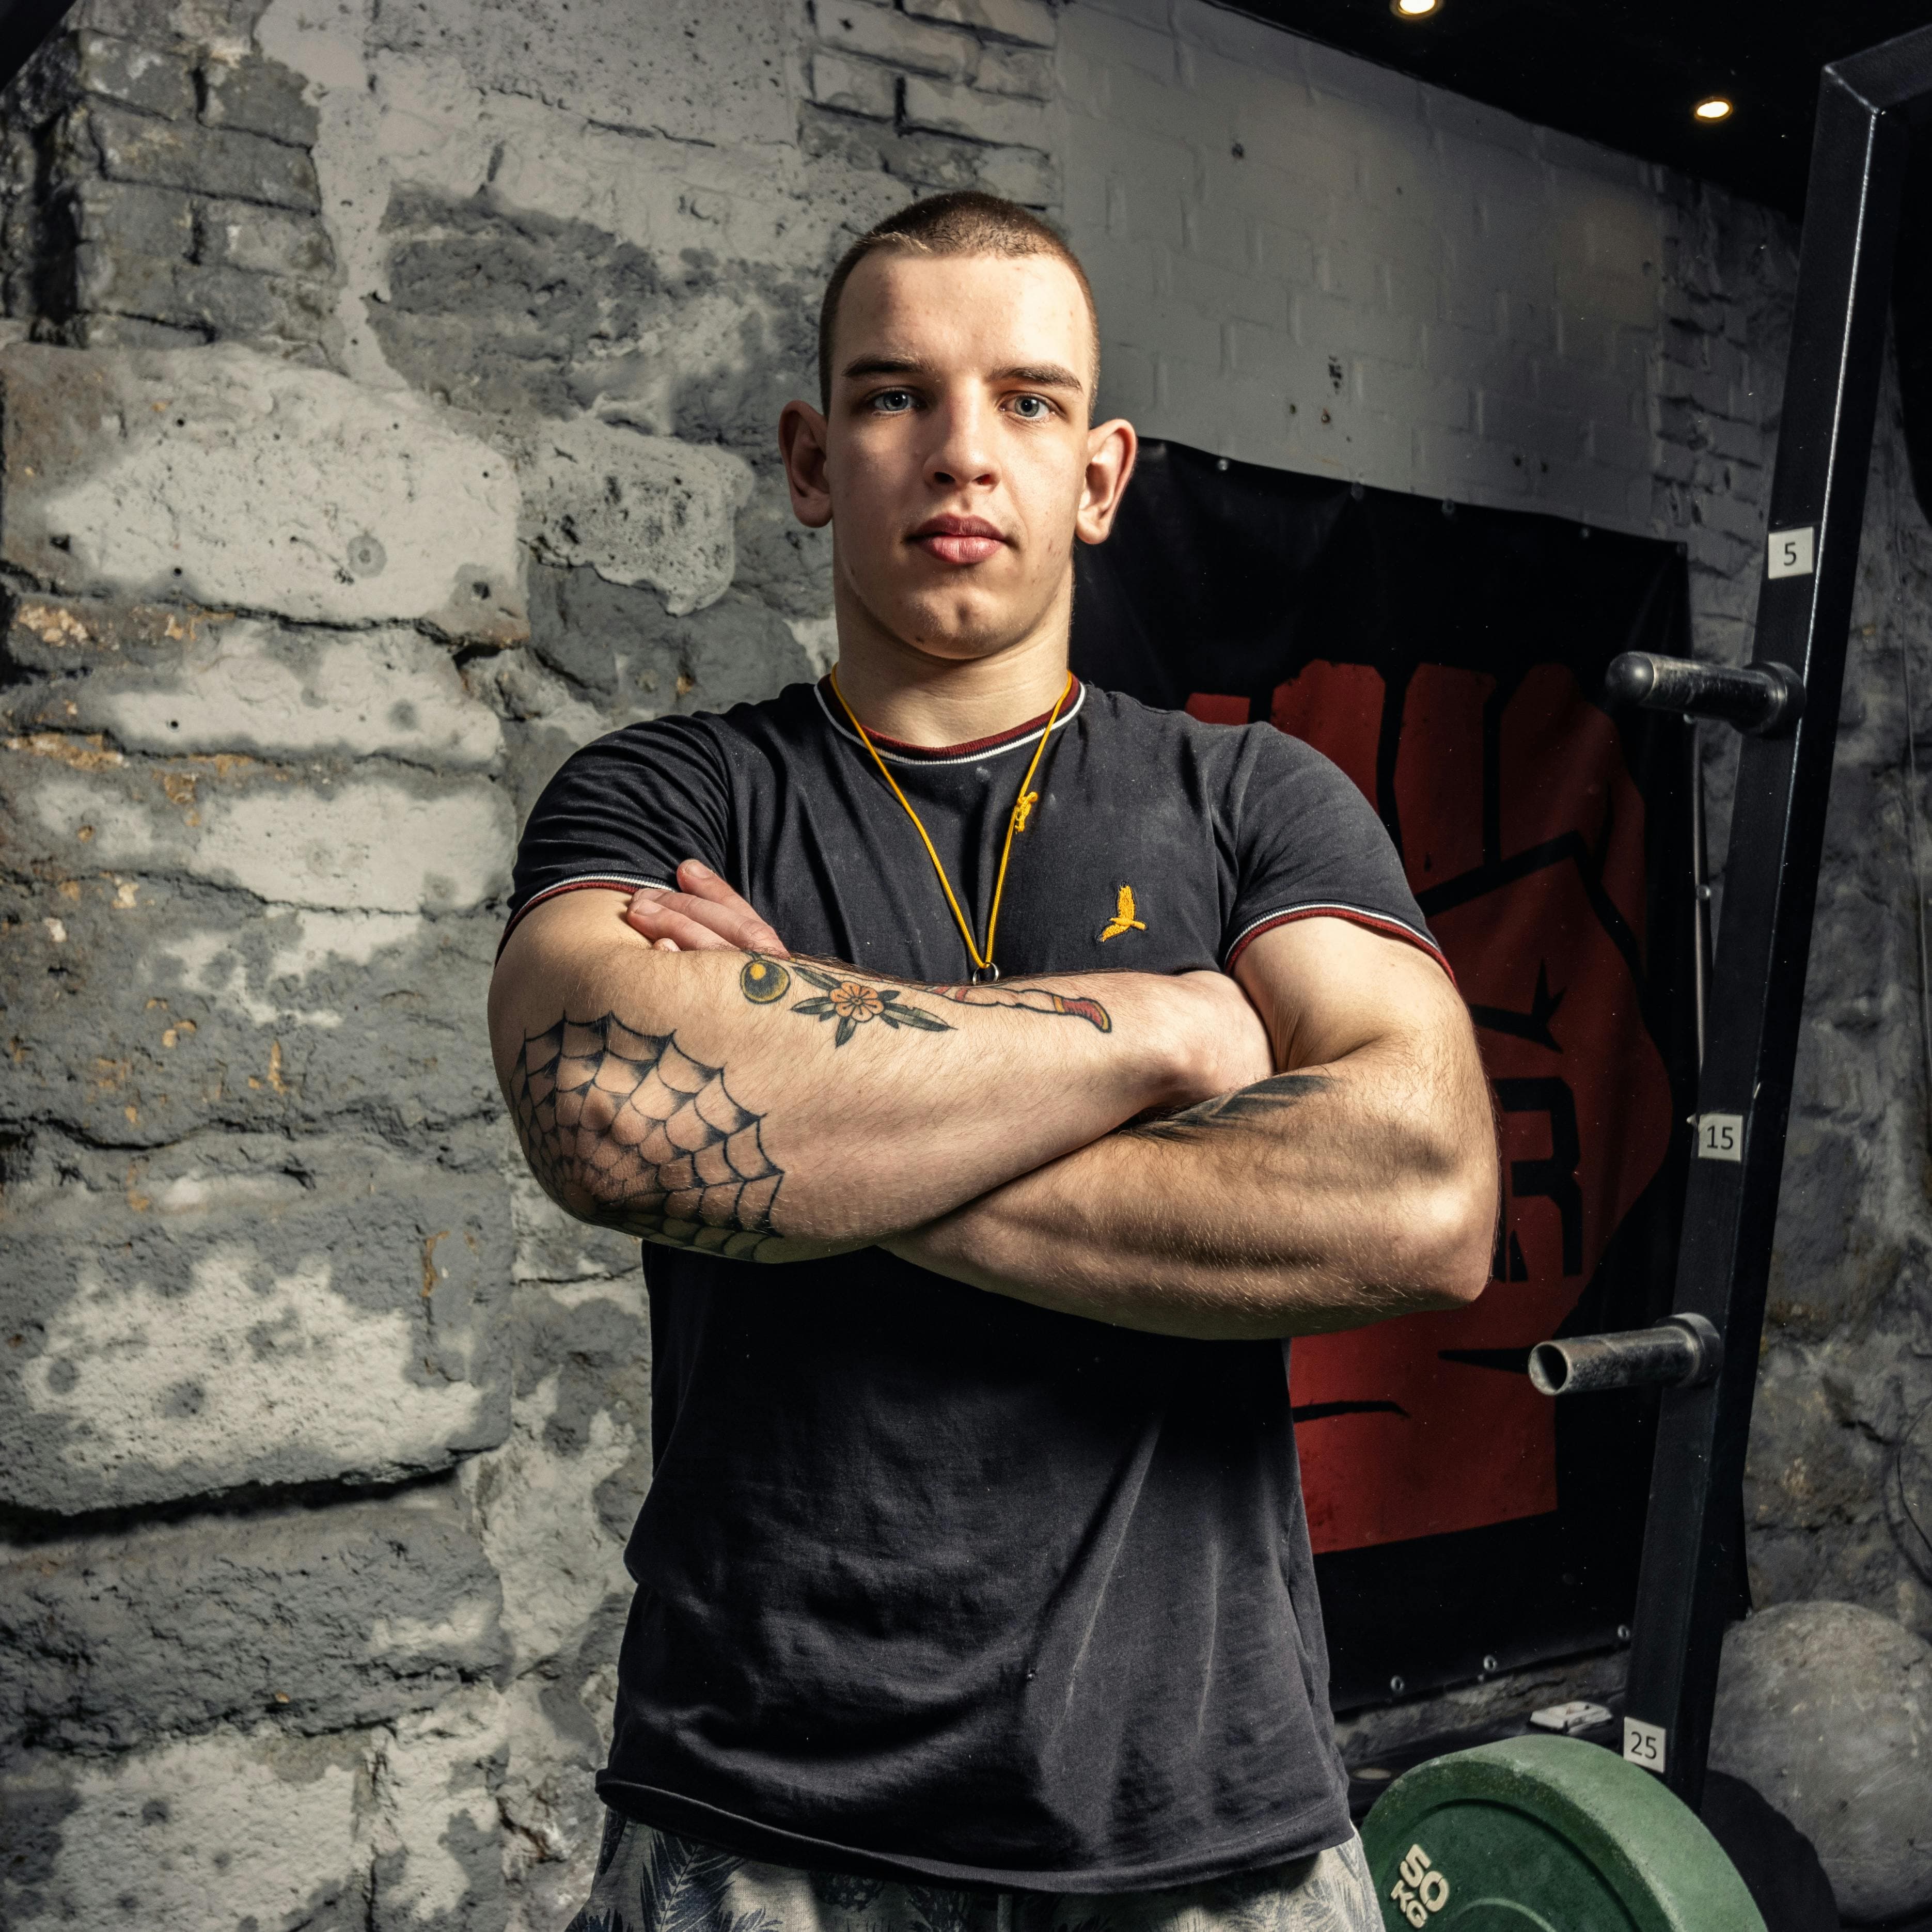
[870,389,915,413]
[1010,395,1052,420]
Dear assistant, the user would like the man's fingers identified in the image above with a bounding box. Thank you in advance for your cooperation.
[629,888,780,952]
[674,861,792,954]
[625,899,740,952]
[623,863,791,956]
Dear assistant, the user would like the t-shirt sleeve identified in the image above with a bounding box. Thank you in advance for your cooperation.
[499,716,732,952]
[1221,725,1449,977]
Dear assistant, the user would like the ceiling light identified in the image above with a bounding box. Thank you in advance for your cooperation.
[1391,0,1441,17]
[1694,96,1734,122]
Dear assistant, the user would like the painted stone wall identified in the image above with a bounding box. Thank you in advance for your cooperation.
[0,2,1059,1926]
[2,1,1927,1926]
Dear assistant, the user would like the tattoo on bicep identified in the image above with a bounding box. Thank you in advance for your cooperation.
[737,953,1110,1044]
[1125,1070,1335,1142]
[510,1015,789,1260]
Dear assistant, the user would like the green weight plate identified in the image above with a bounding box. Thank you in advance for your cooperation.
[1360,1735,1766,1932]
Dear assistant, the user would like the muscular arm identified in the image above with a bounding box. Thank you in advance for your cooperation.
[488,874,1269,1260]
[886,918,1498,1338]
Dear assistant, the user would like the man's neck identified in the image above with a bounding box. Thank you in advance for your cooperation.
[828,610,1074,750]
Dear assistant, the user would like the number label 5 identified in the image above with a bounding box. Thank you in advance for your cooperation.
[1767,526,1815,578]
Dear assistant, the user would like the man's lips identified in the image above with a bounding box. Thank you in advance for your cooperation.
[909,515,1006,567]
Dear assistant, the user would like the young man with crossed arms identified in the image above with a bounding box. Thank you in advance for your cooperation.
[491,192,1496,1932]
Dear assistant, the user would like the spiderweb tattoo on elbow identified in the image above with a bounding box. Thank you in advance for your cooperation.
[509,1015,787,1260]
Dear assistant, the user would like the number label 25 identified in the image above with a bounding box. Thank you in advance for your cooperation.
[1624,1716,1668,1774]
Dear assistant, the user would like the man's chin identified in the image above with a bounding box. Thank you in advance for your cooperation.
[891,597,1055,666]
[834,564,1064,668]
[900,630,1021,665]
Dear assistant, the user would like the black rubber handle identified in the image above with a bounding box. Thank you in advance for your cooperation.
[1603,653,1804,734]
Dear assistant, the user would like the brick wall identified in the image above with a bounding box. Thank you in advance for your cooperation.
[1058,0,1667,530]
[807,0,1060,205]
[2,1,1928,1925]
[0,5,339,356]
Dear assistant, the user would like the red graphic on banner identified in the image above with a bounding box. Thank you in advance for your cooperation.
[1191,662,1675,1552]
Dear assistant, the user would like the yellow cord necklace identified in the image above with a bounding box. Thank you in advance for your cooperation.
[828,667,1074,983]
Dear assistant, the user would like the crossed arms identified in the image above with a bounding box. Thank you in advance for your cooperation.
[488,864,1498,1339]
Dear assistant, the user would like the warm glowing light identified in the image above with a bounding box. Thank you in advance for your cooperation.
[1694,96,1735,122]
[1391,0,1441,16]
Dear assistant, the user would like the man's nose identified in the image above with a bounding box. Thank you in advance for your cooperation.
[925,394,998,491]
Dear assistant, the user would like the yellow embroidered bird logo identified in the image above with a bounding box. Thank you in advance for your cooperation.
[1098,885,1146,943]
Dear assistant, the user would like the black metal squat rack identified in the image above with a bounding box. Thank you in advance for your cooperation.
[1548,21,1932,1811]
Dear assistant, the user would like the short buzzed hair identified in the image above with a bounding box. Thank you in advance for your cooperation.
[817,190,1101,411]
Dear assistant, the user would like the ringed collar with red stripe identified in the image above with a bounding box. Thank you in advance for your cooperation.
[813,677,1085,766]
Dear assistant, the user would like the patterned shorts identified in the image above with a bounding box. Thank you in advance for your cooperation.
[566,1814,1381,1932]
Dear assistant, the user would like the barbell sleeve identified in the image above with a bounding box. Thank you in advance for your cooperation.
[1528,1313,1723,1397]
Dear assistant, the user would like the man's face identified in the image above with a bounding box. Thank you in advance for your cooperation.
[781,250,1134,666]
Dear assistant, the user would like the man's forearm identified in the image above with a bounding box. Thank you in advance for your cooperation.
[888,1046,1497,1339]
[489,892,1267,1259]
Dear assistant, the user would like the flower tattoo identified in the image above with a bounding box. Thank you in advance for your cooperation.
[827,983,884,1021]
[788,962,953,1048]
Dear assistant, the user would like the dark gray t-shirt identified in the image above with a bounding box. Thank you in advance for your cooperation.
[503,678,1442,1893]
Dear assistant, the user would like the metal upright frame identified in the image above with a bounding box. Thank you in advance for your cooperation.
[1585,24,1932,1811]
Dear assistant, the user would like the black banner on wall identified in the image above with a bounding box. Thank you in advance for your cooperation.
[1071,441,1701,1712]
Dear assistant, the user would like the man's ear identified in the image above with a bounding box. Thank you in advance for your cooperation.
[780,399,833,529]
[1075,417,1138,546]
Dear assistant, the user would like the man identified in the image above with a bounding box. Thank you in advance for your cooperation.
[491,191,1496,1932]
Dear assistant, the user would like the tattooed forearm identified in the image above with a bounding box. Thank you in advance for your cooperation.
[737,953,1110,1043]
[509,1014,790,1260]
[1125,1071,1334,1142]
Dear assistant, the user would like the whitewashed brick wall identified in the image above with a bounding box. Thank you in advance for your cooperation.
[805,0,1061,208]
[1058,0,1679,535]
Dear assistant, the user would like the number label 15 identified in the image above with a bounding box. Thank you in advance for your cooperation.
[1697,1112,1743,1162]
